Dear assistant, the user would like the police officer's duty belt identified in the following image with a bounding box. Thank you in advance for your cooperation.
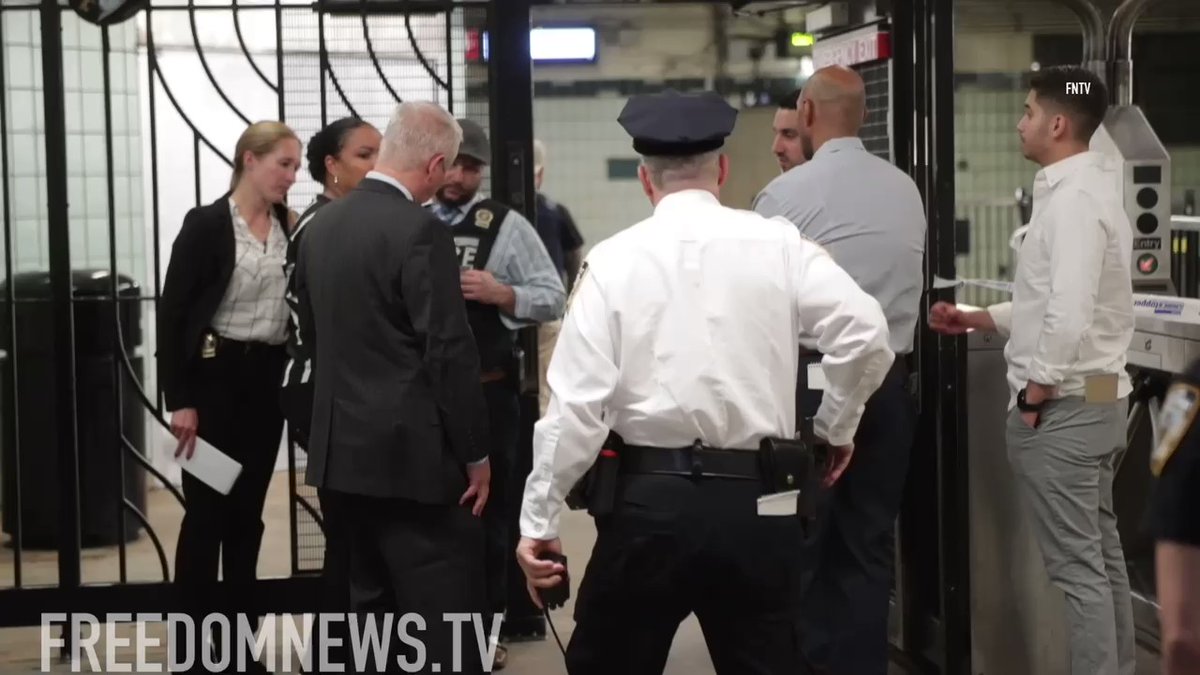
[619,442,762,481]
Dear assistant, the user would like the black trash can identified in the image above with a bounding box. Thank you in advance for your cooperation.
[0,269,147,549]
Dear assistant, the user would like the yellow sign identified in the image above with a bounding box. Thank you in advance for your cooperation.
[791,33,814,47]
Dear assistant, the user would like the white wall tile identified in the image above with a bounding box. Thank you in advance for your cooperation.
[109,50,127,94]
[13,177,40,219]
[67,173,85,218]
[86,175,107,217]
[126,131,141,175]
[83,133,106,177]
[66,133,84,177]
[64,90,82,135]
[126,93,139,138]
[31,47,42,89]
[112,211,131,251]
[14,218,44,270]
[7,89,36,133]
[112,135,128,175]
[114,176,131,217]
[5,46,36,90]
[9,133,39,178]
[125,57,138,100]
[60,14,80,50]
[69,229,87,268]
[81,49,104,94]
[129,221,144,256]
[32,89,44,134]
[2,12,34,47]
[62,49,82,92]
[77,24,102,52]
[113,21,137,53]
[82,93,106,134]
[533,96,651,249]
[86,218,111,263]
[110,94,128,135]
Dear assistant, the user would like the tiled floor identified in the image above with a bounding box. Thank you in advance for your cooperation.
[0,472,1164,673]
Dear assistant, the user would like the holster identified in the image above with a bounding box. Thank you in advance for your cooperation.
[565,432,623,517]
[758,417,825,527]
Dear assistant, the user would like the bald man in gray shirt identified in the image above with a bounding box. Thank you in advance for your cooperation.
[753,66,926,675]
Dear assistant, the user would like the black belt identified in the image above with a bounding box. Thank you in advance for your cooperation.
[205,331,283,356]
[619,443,762,481]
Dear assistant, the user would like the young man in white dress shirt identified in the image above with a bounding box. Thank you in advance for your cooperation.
[929,65,1135,675]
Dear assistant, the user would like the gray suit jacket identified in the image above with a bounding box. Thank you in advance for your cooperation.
[295,177,489,502]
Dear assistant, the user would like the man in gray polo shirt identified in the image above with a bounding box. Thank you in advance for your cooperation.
[753,65,927,675]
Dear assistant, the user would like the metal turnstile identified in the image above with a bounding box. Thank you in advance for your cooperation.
[966,329,1070,675]
[966,321,1173,675]
[1122,313,1200,645]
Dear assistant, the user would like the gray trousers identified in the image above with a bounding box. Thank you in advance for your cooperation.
[1006,396,1136,675]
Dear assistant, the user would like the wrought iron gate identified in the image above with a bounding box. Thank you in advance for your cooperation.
[0,0,526,631]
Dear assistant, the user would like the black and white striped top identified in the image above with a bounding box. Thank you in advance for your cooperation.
[282,195,331,389]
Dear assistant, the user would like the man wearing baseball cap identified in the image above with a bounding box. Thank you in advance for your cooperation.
[427,117,565,670]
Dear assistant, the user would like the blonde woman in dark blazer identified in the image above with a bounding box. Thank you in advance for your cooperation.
[159,120,300,670]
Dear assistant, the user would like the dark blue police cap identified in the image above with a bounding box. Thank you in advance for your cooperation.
[618,89,738,157]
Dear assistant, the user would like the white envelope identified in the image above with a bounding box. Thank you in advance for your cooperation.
[160,429,243,495]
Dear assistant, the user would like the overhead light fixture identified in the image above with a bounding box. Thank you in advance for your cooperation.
[474,26,599,64]
[800,55,815,78]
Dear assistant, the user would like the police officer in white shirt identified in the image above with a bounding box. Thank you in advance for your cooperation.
[753,65,926,675]
[929,65,1135,675]
[514,89,895,674]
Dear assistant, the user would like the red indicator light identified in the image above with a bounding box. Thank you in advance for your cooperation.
[1137,254,1158,274]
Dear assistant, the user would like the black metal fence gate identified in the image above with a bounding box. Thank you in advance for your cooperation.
[0,0,531,634]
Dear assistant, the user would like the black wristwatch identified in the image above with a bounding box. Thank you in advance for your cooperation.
[1017,388,1045,412]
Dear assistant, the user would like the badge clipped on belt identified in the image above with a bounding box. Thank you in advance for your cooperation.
[201,333,217,359]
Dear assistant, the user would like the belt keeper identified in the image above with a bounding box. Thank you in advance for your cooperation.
[689,439,703,478]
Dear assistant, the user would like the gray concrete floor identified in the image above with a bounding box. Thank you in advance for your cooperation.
[0,471,1164,673]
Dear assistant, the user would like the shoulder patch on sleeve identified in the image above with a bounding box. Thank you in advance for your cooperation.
[1152,382,1200,477]
[566,260,590,314]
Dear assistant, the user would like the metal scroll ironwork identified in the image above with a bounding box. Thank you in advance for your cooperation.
[0,0,478,631]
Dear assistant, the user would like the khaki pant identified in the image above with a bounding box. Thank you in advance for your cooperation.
[1005,397,1136,675]
[536,320,562,417]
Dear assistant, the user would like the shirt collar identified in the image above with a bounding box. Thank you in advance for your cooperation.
[813,136,866,160]
[365,170,415,201]
[431,192,483,215]
[1037,150,1105,189]
[227,197,281,228]
[227,198,285,246]
[654,189,720,213]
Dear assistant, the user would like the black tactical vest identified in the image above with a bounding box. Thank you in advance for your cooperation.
[451,199,516,373]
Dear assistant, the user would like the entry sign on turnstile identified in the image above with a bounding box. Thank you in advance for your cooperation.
[1090,105,1174,294]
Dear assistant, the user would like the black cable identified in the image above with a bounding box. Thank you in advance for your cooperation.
[544,607,567,658]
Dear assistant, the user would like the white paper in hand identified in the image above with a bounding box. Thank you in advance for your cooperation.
[160,428,243,495]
